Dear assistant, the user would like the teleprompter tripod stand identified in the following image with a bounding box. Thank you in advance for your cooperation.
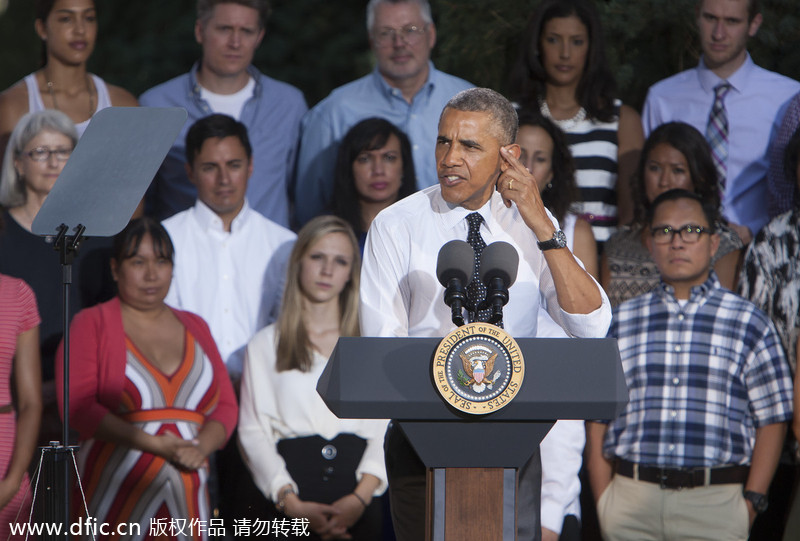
[29,106,186,540]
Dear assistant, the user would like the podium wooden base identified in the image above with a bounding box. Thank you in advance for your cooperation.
[426,467,517,541]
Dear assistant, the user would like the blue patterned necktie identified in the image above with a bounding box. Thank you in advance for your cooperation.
[465,212,492,323]
[706,82,732,192]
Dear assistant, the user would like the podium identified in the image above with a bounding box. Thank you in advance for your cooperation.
[317,335,628,540]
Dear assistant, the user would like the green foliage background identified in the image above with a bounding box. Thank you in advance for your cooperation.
[1,0,800,111]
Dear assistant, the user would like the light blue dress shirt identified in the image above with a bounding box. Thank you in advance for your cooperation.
[293,62,472,226]
[140,63,308,228]
[642,54,800,235]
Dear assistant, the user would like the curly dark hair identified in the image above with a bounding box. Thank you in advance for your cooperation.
[331,118,416,236]
[508,0,617,123]
[517,110,578,224]
[631,122,720,226]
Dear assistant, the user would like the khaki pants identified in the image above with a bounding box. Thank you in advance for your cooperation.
[597,474,749,541]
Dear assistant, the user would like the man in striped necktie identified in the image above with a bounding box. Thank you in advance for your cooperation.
[642,0,800,243]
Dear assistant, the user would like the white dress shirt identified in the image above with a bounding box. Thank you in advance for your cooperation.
[163,200,296,378]
[361,186,610,535]
[360,185,611,340]
[238,324,389,502]
[540,419,584,531]
[537,212,584,533]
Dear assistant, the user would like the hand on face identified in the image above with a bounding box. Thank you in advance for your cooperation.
[498,146,556,239]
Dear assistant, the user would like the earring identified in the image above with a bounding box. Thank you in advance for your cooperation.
[546,182,553,190]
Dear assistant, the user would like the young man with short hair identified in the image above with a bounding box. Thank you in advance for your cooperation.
[141,0,306,227]
[642,0,800,240]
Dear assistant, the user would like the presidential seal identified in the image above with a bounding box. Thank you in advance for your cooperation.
[432,323,525,414]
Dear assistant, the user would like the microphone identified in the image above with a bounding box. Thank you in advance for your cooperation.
[478,241,519,325]
[436,240,475,327]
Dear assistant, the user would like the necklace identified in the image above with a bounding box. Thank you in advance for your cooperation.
[539,98,587,131]
[44,69,96,119]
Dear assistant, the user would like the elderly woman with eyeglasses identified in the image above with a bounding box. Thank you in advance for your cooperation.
[0,109,77,232]
[0,109,115,446]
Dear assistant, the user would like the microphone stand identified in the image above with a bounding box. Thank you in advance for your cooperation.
[39,223,84,541]
[444,277,468,327]
[481,276,510,326]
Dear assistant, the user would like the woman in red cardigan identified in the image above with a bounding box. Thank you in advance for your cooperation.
[57,217,236,540]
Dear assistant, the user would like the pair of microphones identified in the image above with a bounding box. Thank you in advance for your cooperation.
[436,240,519,327]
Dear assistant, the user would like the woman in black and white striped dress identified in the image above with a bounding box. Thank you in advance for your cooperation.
[509,0,644,249]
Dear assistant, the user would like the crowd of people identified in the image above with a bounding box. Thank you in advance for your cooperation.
[0,0,799,540]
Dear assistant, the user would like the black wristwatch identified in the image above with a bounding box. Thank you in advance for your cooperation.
[743,490,768,513]
[537,229,568,251]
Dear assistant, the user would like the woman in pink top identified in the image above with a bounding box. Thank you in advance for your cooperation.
[0,268,42,540]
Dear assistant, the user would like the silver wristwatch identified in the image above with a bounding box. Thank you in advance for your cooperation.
[537,229,567,251]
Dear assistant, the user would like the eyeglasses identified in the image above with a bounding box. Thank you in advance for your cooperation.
[650,224,711,244]
[23,147,73,162]
[372,24,427,46]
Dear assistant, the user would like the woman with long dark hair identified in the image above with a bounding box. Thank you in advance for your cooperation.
[331,117,416,252]
[509,0,644,247]
[0,0,138,147]
[602,122,743,306]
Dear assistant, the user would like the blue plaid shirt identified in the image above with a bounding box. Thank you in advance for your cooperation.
[603,272,793,467]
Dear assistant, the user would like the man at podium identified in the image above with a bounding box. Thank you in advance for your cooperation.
[360,87,612,541]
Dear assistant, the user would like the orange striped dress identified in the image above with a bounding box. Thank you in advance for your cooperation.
[77,331,222,541]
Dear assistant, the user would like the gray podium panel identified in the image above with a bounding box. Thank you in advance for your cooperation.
[398,421,553,468]
[318,336,628,422]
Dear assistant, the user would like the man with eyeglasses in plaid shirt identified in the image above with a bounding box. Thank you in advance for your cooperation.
[586,188,793,541]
